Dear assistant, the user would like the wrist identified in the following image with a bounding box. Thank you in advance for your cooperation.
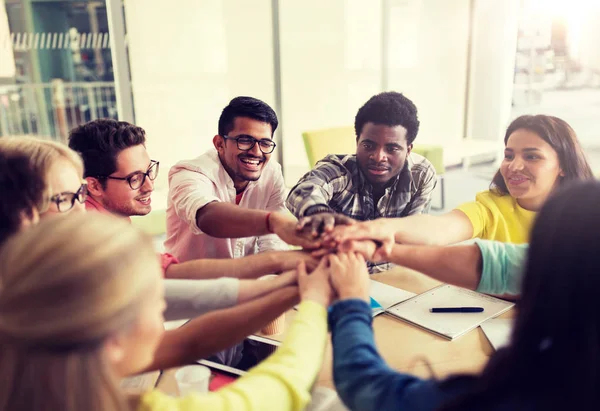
[301,292,329,308]
[337,290,369,303]
[304,205,331,217]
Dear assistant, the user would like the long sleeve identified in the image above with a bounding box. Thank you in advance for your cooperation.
[285,156,350,218]
[162,278,240,321]
[475,240,528,295]
[168,167,221,235]
[139,300,328,411]
[330,299,455,411]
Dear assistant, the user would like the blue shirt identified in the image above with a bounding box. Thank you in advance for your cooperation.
[329,299,527,411]
[474,240,528,295]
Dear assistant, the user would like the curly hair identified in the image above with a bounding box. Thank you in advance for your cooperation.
[354,92,420,144]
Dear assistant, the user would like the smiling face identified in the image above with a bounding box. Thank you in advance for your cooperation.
[355,123,412,187]
[500,128,564,211]
[214,117,273,192]
[88,144,154,217]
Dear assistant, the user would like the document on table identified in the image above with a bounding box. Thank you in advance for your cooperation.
[480,318,514,350]
[386,284,514,340]
[370,280,416,317]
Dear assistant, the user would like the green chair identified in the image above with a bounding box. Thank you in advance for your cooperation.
[302,126,356,168]
[411,144,446,210]
[302,126,446,210]
[131,208,167,237]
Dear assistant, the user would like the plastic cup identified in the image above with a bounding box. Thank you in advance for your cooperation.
[175,365,211,396]
[258,274,286,335]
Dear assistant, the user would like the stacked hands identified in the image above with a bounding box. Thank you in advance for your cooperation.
[268,211,397,264]
[268,211,397,306]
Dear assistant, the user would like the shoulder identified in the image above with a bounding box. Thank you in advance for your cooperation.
[474,190,516,211]
[168,150,223,184]
[315,154,355,176]
[407,153,436,180]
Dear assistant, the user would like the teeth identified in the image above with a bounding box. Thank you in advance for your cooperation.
[241,158,260,165]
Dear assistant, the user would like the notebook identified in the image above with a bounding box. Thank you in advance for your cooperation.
[370,280,416,317]
[480,318,514,350]
[385,284,514,340]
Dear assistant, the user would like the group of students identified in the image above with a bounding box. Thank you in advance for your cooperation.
[0,90,598,410]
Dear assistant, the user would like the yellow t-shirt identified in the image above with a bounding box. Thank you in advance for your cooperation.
[455,190,536,244]
[137,300,327,411]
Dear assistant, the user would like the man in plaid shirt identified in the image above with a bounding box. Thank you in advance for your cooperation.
[286,92,437,272]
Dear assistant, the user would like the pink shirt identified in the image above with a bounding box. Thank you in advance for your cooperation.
[85,197,178,273]
[165,149,289,262]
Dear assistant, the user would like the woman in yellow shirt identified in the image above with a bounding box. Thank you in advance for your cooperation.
[329,115,594,248]
[0,213,332,411]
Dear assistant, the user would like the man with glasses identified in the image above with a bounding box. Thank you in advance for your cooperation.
[166,96,320,262]
[69,118,317,278]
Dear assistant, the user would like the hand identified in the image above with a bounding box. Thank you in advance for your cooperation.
[274,269,298,287]
[269,212,321,249]
[296,212,355,238]
[297,259,334,307]
[337,240,391,262]
[325,219,396,257]
[277,250,321,272]
[329,253,370,302]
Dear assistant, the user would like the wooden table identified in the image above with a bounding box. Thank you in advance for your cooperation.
[156,266,514,395]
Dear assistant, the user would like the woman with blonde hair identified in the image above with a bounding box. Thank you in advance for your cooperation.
[0,213,331,411]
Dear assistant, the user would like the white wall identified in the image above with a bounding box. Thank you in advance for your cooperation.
[124,0,275,189]
[279,0,383,186]
[386,0,471,148]
[467,0,519,143]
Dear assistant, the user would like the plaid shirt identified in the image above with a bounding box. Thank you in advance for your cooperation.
[286,153,437,272]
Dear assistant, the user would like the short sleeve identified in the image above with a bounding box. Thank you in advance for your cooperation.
[474,239,528,295]
[455,200,493,239]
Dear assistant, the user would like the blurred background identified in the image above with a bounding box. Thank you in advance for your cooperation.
[1,0,599,213]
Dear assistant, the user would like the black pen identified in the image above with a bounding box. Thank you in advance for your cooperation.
[430,307,484,313]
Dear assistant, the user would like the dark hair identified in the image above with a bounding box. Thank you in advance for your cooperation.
[218,96,278,137]
[441,181,600,411]
[354,91,420,144]
[68,119,146,184]
[0,152,45,245]
[490,115,593,195]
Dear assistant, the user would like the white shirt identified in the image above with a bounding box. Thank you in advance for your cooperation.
[165,149,289,262]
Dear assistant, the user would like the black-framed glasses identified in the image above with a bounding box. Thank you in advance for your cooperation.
[104,160,159,190]
[49,183,88,213]
[222,135,277,154]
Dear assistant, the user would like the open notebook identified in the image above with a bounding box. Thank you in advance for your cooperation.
[385,284,514,340]
[370,280,416,317]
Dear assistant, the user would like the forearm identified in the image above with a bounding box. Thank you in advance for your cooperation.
[386,244,482,290]
[196,202,270,238]
[142,286,299,372]
[391,211,473,245]
[163,278,239,321]
[237,271,296,304]
[331,299,428,411]
[165,252,284,280]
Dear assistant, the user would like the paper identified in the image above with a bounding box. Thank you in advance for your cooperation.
[120,370,161,392]
[386,284,514,340]
[480,318,514,351]
[370,280,416,309]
